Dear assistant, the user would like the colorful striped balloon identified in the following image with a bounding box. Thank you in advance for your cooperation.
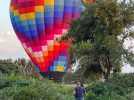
[10,0,95,80]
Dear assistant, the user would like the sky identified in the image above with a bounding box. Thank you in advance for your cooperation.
[0,0,28,59]
[0,0,134,73]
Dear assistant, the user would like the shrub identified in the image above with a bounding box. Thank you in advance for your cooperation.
[0,75,74,100]
[85,73,134,100]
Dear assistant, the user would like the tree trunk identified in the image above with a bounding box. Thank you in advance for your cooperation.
[99,55,112,81]
[104,55,112,81]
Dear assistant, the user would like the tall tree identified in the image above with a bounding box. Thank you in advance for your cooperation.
[65,0,134,80]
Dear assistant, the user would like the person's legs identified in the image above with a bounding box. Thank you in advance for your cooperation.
[75,97,84,100]
[80,97,84,100]
[75,97,77,100]
[82,97,84,100]
[75,97,80,100]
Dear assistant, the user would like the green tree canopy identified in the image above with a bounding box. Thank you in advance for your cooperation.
[66,0,134,80]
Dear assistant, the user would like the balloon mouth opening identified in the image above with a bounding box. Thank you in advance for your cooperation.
[39,72,65,80]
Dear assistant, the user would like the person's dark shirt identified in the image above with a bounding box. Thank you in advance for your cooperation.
[75,86,86,97]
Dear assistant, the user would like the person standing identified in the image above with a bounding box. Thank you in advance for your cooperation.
[74,81,86,100]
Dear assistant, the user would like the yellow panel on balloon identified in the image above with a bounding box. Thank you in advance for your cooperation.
[14,10,19,16]
[45,0,54,6]
[35,6,44,12]
[48,41,54,51]
[20,13,35,21]
[56,66,64,72]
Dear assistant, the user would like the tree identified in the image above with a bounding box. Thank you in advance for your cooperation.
[65,0,134,80]
[14,58,34,76]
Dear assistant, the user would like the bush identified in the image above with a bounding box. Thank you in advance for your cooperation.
[0,63,18,74]
[85,73,134,100]
[0,75,74,100]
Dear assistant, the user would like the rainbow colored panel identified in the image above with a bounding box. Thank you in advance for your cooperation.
[10,0,95,79]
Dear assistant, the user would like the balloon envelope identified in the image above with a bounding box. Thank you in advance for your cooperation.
[10,0,95,79]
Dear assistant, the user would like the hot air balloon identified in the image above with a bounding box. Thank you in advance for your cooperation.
[10,0,95,80]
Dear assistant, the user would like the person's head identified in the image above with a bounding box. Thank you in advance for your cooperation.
[76,81,81,87]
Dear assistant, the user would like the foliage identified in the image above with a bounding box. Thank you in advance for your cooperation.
[0,59,34,76]
[85,73,134,100]
[66,0,134,80]
[1,64,134,100]
[0,63,19,74]
[0,74,74,100]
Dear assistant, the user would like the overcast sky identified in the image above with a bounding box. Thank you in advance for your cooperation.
[0,0,28,59]
[0,0,133,73]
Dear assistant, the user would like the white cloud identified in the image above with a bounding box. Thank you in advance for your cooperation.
[0,31,28,59]
[0,38,6,43]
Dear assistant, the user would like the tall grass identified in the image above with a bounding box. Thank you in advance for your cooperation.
[0,74,74,100]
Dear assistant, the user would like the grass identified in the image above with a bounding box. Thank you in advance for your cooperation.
[0,74,74,100]
[1,62,134,100]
